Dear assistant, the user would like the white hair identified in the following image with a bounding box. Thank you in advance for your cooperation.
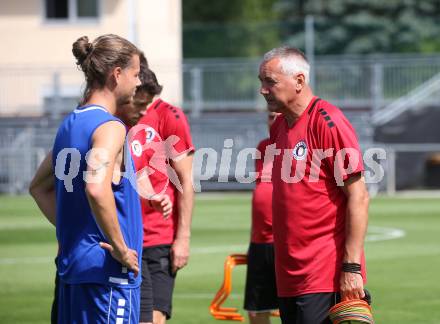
[262,46,310,84]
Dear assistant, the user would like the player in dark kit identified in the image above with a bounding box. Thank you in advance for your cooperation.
[243,112,279,324]
[259,46,370,324]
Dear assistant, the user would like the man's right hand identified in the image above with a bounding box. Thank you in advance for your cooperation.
[150,194,173,218]
[100,242,139,277]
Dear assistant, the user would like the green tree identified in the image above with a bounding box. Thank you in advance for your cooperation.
[183,0,281,58]
[183,0,440,57]
[276,0,440,54]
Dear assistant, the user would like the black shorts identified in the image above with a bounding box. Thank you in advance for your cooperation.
[243,242,278,312]
[140,245,176,322]
[278,292,340,324]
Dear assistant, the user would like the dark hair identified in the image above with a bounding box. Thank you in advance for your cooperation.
[138,52,149,83]
[72,34,140,103]
[137,65,163,96]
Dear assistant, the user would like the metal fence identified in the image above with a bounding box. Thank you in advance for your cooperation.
[0,124,57,194]
[379,144,440,195]
[182,54,440,116]
[0,147,46,194]
[2,54,440,117]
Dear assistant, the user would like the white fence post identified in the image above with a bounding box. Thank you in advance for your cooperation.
[190,67,202,118]
[386,148,396,196]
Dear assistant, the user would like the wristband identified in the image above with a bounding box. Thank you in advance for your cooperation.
[342,262,361,273]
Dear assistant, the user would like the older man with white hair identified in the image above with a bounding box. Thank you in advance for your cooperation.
[259,46,370,324]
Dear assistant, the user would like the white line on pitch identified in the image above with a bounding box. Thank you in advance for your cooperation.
[366,226,406,242]
[192,245,247,254]
[173,293,242,299]
[0,226,406,265]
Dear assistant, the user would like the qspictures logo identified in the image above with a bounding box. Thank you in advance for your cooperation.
[54,127,386,195]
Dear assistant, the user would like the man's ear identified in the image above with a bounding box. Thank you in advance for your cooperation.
[111,66,123,85]
[295,73,306,91]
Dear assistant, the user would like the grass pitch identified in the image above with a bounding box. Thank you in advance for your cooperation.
[0,193,440,323]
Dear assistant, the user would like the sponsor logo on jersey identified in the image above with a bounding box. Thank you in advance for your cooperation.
[145,127,156,143]
[293,140,307,160]
[131,140,142,157]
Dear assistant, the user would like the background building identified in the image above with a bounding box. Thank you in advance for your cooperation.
[0,0,182,116]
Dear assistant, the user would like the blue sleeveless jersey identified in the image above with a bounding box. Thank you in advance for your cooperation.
[52,105,142,288]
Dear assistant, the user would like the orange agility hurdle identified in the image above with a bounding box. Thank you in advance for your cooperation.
[209,254,280,322]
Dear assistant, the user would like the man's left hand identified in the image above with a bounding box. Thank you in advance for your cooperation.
[340,271,365,301]
[150,194,173,218]
[171,236,190,274]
